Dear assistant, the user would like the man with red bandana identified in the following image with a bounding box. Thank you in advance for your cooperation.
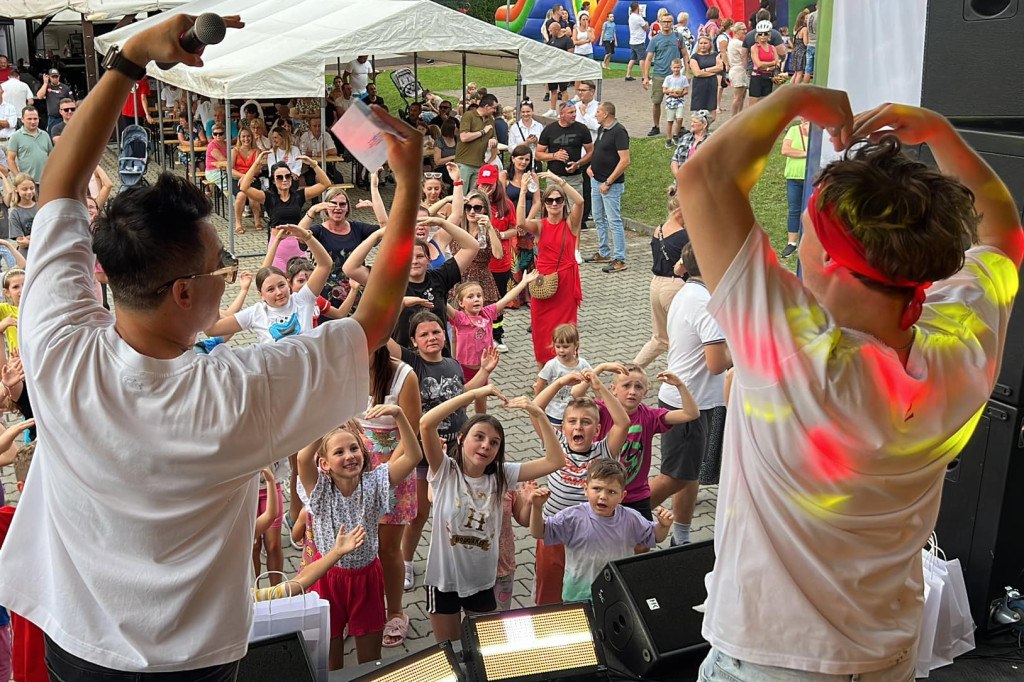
[677,86,1023,680]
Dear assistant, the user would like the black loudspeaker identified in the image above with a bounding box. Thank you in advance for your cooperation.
[238,632,316,681]
[922,1,1022,119]
[934,399,1024,629]
[591,540,714,678]
[915,128,1024,404]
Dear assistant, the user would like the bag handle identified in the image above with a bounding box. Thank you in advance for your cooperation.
[552,219,568,272]
[253,571,308,613]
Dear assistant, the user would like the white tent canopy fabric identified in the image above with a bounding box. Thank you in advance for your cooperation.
[2,1,187,20]
[93,0,604,100]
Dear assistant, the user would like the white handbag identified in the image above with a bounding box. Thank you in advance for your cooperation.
[249,571,331,682]
[916,534,976,677]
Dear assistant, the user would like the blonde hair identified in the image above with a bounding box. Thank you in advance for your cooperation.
[454,281,484,306]
[552,323,580,346]
[10,173,35,207]
[2,268,25,291]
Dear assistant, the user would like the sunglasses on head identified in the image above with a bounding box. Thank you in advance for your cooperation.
[544,196,565,206]
[424,172,443,179]
[466,204,487,213]
[153,248,239,295]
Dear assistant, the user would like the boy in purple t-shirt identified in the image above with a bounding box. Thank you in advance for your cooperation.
[529,460,673,602]
[573,363,699,519]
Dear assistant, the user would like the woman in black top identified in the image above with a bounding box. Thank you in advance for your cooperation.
[634,185,690,367]
[238,151,329,234]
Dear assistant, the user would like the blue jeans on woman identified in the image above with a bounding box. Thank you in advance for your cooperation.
[786,178,805,238]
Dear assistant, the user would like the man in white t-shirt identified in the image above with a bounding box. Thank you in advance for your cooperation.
[0,71,34,118]
[0,13,426,680]
[344,56,374,97]
[649,243,730,546]
[677,86,1023,679]
[625,1,649,81]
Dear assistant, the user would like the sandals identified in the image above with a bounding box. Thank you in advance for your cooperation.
[234,226,245,235]
[382,614,409,648]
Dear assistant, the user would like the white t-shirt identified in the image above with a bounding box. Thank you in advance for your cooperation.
[194,99,215,128]
[299,130,337,157]
[161,85,181,110]
[235,285,318,344]
[266,145,302,176]
[425,456,522,596]
[1,79,33,115]
[628,13,648,44]
[538,356,593,420]
[334,95,354,115]
[659,280,726,409]
[702,226,1018,674]
[345,60,373,96]
[0,200,370,672]
[508,118,545,157]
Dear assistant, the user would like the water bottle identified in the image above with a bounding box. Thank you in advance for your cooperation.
[477,222,488,247]
[527,178,539,194]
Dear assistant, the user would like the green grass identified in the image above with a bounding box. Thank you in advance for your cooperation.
[622,136,792,268]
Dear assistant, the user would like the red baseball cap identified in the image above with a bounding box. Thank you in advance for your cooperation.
[476,164,499,185]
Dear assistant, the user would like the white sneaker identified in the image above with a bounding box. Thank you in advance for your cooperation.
[404,561,414,590]
[544,110,558,118]
[495,342,509,353]
[243,205,251,217]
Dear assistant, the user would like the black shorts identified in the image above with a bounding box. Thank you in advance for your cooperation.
[603,41,616,54]
[426,585,497,615]
[622,497,653,521]
[547,81,569,92]
[659,400,711,481]
[749,74,775,98]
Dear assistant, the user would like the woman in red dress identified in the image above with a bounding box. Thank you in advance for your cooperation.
[515,170,584,368]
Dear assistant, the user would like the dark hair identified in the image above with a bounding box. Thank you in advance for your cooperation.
[370,345,396,406]
[815,136,979,291]
[453,414,508,500]
[285,255,313,282]
[93,173,211,310]
[599,101,616,117]
[630,1,640,11]
[255,265,287,291]
[509,144,533,183]
[413,238,430,259]
[681,242,700,277]
[243,103,259,116]
[21,106,37,117]
[409,310,444,340]
[587,458,626,487]
[479,94,498,108]
[440,117,458,138]
[756,8,770,21]
[488,179,513,220]
[707,6,721,19]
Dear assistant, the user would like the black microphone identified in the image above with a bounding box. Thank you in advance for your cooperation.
[156,14,227,69]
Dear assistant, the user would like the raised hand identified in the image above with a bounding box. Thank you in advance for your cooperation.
[402,296,432,308]
[364,403,402,420]
[596,362,629,376]
[521,270,542,284]
[277,224,313,242]
[333,524,367,555]
[503,396,542,415]
[851,103,946,147]
[260,467,275,485]
[476,384,509,404]
[654,507,675,527]
[355,199,374,209]
[656,370,684,388]
[1,356,24,387]
[446,162,461,183]
[238,271,253,289]
[792,86,854,152]
[529,486,551,508]
[519,479,538,500]
[480,345,500,373]
[3,418,34,440]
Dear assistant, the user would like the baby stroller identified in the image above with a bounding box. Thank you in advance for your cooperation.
[118,124,150,193]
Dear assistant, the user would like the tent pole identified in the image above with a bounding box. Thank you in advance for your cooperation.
[187,94,196,186]
[506,0,511,31]
[155,80,164,166]
[413,52,418,103]
[132,82,138,126]
[320,97,327,200]
[515,58,522,117]
[225,96,233,250]
[461,52,466,113]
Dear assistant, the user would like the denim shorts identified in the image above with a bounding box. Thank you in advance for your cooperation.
[698,647,916,682]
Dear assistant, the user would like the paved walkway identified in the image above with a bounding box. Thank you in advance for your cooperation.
[0,84,723,667]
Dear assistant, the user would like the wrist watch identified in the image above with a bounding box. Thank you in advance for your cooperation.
[102,46,147,82]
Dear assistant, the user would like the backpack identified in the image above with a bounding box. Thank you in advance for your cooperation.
[697,20,720,52]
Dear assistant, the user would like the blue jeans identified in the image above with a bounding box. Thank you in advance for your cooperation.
[699,647,916,682]
[592,180,625,261]
[806,45,816,76]
[786,178,804,237]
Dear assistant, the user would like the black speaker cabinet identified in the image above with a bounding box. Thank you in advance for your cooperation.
[916,128,1024,405]
[239,632,316,681]
[591,540,715,678]
[922,1,1022,119]
[934,399,1024,629]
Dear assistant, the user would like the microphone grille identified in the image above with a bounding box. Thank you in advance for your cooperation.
[193,13,227,45]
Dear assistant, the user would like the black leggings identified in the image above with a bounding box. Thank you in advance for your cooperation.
[491,269,512,343]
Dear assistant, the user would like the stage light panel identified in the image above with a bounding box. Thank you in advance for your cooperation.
[352,640,465,682]
[461,602,607,681]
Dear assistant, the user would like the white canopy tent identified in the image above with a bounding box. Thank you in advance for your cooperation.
[94,0,604,100]
[2,1,187,20]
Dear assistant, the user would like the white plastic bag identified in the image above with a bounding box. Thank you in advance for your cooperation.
[249,572,330,682]
[916,534,976,677]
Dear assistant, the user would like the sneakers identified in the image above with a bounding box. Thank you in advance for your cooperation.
[781,242,798,258]
[544,110,558,118]
[602,259,628,273]
[584,253,612,263]
[495,342,509,353]
[665,138,674,149]
[624,76,636,81]
[543,92,551,101]
[404,562,415,590]
[647,126,660,137]
[242,205,251,217]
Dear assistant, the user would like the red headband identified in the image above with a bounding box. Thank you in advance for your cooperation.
[807,184,930,330]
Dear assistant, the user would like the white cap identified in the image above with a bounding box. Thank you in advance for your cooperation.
[755,20,773,33]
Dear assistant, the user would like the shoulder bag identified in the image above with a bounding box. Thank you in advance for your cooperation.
[528,223,567,300]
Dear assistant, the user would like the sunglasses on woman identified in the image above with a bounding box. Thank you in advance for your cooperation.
[329,200,348,208]
[153,248,239,295]
[423,172,442,179]
[466,204,487,213]
[212,131,225,137]
[544,196,565,206]
[274,174,292,181]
